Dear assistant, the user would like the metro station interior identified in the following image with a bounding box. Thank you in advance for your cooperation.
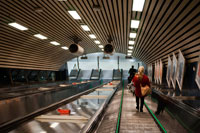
[0,0,199,133]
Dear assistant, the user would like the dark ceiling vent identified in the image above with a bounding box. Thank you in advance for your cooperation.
[69,44,84,56]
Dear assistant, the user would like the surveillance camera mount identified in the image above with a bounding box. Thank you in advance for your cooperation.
[73,36,82,44]
[107,35,113,43]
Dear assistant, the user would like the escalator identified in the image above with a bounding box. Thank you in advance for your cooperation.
[69,69,81,80]
[90,69,102,80]
[119,89,161,133]
[113,69,123,80]
[4,81,196,133]
[95,86,163,133]
[7,81,121,133]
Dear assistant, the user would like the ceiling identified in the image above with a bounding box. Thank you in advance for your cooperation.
[0,0,199,70]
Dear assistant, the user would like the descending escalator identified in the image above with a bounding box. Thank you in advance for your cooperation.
[119,89,161,133]
[7,81,121,133]
[95,87,162,133]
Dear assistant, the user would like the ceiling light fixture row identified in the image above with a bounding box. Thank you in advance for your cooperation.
[127,0,145,56]
[68,10,103,51]
[8,22,68,50]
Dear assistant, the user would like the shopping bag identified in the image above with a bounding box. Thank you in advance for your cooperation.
[127,83,135,93]
[141,85,151,96]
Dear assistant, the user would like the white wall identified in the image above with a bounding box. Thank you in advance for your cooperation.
[67,53,142,72]
[67,53,144,79]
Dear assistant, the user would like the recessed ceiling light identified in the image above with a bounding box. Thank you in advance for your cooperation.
[99,45,104,48]
[132,0,145,12]
[131,20,140,28]
[128,50,133,53]
[50,41,60,45]
[130,33,137,38]
[94,40,100,44]
[81,25,90,31]
[89,34,96,39]
[61,46,68,50]
[68,11,81,20]
[102,49,104,51]
[34,34,47,40]
[8,22,28,31]
[127,53,132,56]
[129,41,135,45]
[128,46,134,49]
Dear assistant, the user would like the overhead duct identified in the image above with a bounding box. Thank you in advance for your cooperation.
[69,44,84,56]
[104,44,114,54]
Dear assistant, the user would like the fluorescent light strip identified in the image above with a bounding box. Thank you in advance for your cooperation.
[39,131,47,133]
[129,41,135,45]
[128,50,133,53]
[99,45,104,48]
[34,34,47,40]
[128,46,134,49]
[81,25,90,31]
[61,46,68,50]
[130,33,137,38]
[127,53,132,56]
[94,40,100,44]
[102,49,104,51]
[131,20,140,28]
[68,11,81,20]
[132,0,145,12]
[8,22,28,31]
[50,41,60,45]
[89,34,96,39]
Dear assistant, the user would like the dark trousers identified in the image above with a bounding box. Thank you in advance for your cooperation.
[136,96,144,110]
[128,74,134,83]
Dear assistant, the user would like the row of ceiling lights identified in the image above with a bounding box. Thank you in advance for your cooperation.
[68,11,104,51]
[8,10,104,52]
[127,0,145,56]
[8,22,69,50]
[8,1,145,55]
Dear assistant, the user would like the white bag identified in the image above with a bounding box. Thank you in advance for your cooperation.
[127,83,135,93]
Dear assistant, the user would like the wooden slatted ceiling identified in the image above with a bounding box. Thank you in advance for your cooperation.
[0,0,199,70]
[133,0,200,65]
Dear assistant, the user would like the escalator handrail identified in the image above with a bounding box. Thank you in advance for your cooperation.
[153,89,200,117]
[115,80,124,133]
[0,81,91,101]
[81,81,121,133]
[0,80,111,132]
[144,101,167,133]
